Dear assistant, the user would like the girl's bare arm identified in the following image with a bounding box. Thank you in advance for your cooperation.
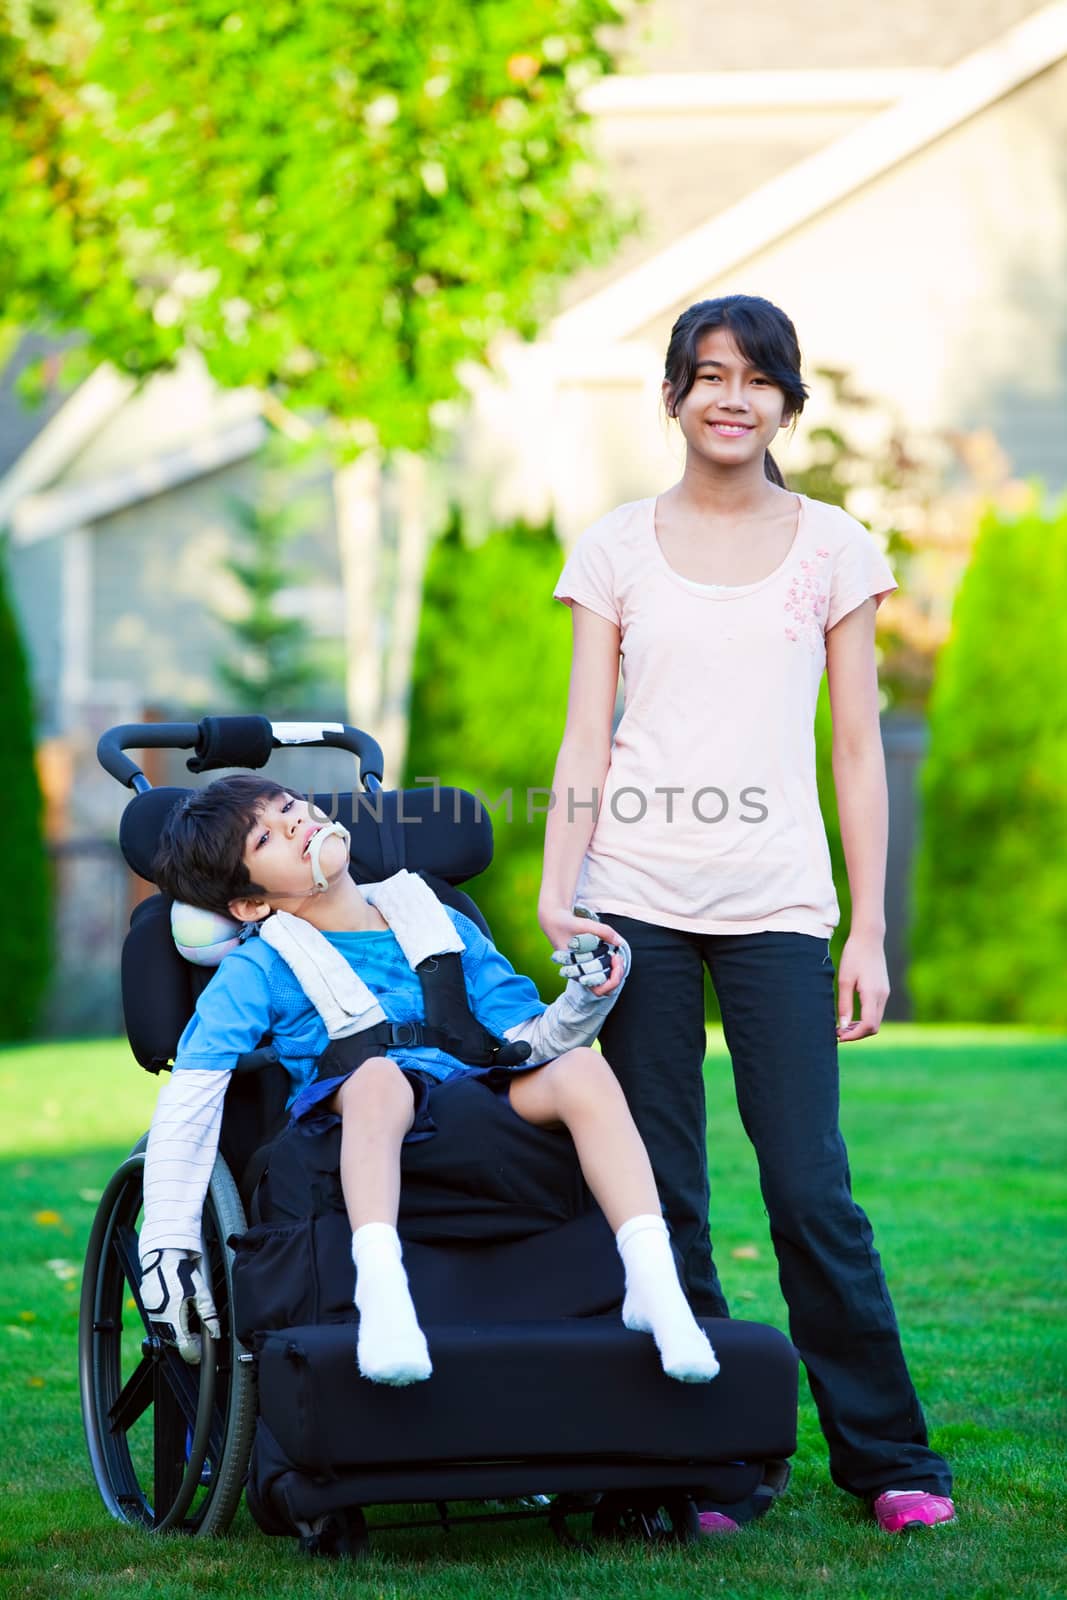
[826,597,891,1039]
[538,604,621,951]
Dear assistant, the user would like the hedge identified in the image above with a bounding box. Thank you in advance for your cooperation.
[403,514,571,995]
[909,498,1067,1023]
[0,548,51,1038]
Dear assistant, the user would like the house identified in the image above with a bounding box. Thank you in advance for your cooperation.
[458,0,1067,539]
[6,1,1062,1027]
[453,0,1067,1013]
[0,348,432,1030]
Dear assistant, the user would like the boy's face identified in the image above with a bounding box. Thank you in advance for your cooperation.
[229,792,350,920]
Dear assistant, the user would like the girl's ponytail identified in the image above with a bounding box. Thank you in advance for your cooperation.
[764,450,786,488]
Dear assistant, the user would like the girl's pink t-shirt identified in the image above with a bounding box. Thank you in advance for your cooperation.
[553,494,897,937]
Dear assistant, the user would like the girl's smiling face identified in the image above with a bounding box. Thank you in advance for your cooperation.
[232,791,349,917]
[665,327,792,468]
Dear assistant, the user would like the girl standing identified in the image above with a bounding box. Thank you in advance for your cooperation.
[539,295,953,1533]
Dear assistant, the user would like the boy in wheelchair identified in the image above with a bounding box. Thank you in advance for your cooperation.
[139,774,720,1390]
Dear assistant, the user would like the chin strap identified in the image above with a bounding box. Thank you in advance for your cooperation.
[307,820,350,892]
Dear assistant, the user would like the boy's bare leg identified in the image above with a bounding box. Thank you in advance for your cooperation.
[508,1047,719,1383]
[332,1058,432,1385]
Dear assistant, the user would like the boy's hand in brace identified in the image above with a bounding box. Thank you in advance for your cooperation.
[553,932,626,996]
[551,905,628,998]
[140,1247,220,1364]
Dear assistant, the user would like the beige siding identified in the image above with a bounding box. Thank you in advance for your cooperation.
[88,458,344,715]
[612,0,1050,72]
[470,55,1067,539]
[642,54,1067,486]
[563,108,870,307]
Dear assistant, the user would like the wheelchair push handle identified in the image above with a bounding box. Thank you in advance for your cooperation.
[97,717,386,794]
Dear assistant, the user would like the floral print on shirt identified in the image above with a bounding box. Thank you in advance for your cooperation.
[784,548,831,648]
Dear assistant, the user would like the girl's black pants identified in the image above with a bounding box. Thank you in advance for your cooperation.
[597,917,952,1499]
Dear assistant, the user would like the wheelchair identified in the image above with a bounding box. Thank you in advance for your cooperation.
[79,715,798,1553]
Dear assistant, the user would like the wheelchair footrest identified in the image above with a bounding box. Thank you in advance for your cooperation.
[255,1315,798,1483]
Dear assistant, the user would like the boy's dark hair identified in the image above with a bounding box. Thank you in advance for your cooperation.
[663,295,809,487]
[154,774,289,915]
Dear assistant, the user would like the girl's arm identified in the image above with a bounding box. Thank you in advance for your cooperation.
[826,597,892,1041]
[538,603,622,952]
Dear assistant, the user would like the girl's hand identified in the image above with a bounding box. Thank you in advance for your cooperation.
[539,905,624,999]
[538,904,621,956]
[835,931,890,1041]
[588,948,626,997]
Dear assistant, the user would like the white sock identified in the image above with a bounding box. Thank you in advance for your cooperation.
[351,1223,432,1385]
[616,1214,720,1384]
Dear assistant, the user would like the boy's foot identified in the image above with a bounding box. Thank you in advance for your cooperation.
[616,1216,720,1383]
[698,1511,740,1535]
[352,1221,432,1385]
[871,1490,956,1533]
[356,1325,432,1386]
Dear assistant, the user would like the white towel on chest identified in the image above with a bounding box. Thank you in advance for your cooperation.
[257,870,465,1040]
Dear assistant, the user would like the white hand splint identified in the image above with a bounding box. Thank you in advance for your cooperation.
[505,935,631,1064]
[553,931,618,988]
[140,1245,221,1364]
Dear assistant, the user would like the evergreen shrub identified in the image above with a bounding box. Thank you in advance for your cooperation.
[0,551,50,1038]
[910,498,1067,1023]
[404,514,571,994]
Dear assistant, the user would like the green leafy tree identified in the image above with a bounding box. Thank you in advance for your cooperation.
[0,3,174,382]
[0,548,50,1038]
[909,498,1067,1023]
[404,514,570,988]
[4,0,634,440]
[216,496,322,712]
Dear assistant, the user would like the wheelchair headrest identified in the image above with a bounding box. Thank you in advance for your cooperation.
[120,785,494,888]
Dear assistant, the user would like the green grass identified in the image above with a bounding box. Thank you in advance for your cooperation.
[1,1028,1065,1598]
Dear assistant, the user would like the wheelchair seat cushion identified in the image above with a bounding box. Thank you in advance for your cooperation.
[253,1074,589,1240]
[232,1206,629,1342]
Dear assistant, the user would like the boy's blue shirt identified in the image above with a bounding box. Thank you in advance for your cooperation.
[173,907,547,1107]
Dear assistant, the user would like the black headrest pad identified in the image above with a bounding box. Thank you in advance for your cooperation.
[119,786,494,888]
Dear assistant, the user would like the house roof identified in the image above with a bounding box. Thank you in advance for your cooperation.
[555,0,1067,346]
[609,0,1050,72]
[0,352,267,543]
[0,334,80,482]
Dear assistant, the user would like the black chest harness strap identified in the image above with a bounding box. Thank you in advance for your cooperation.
[254,875,533,1084]
[315,953,531,1080]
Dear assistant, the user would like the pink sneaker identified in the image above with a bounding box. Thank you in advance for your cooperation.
[872,1490,956,1533]
[698,1511,740,1535]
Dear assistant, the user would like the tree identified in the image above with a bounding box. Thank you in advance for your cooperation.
[215,494,323,713]
[0,547,50,1037]
[404,513,571,985]
[908,498,1067,1024]
[3,0,634,443]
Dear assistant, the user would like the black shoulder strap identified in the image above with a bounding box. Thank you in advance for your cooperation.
[313,955,531,1083]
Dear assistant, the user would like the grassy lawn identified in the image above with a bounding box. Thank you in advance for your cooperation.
[1,1027,1064,1599]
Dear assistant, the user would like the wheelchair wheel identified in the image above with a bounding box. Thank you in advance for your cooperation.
[79,1137,255,1534]
[590,1490,701,1544]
